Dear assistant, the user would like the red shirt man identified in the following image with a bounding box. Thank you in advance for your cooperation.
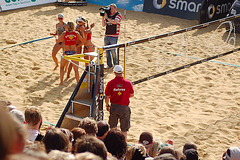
[105,65,134,140]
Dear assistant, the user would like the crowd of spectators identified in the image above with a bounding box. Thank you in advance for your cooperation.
[1,100,239,160]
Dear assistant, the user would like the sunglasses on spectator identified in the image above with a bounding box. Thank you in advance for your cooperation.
[58,18,63,20]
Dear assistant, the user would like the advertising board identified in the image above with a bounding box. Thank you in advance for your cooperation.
[0,0,57,12]
[143,0,204,20]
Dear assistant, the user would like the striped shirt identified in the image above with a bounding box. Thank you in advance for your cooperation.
[105,12,122,37]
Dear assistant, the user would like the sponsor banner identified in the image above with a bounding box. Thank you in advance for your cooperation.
[0,0,57,12]
[143,0,204,20]
[199,0,235,24]
[87,0,144,12]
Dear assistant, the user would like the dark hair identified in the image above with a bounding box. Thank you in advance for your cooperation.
[78,117,98,136]
[24,106,42,126]
[183,142,197,154]
[60,128,73,142]
[71,127,86,146]
[158,146,186,160]
[97,121,109,137]
[43,128,71,153]
[76,135,107,160]
[104,128,127,159]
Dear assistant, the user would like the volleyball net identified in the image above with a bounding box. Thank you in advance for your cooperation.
[100,14,240,85]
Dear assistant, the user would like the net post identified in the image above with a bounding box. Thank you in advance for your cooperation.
[117,47,120,65]
[124,43,127,79]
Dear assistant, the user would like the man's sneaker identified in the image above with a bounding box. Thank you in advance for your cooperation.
[104,65,112,69]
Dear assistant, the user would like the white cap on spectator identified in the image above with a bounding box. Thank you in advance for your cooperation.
[113,65,123,73]
[224,147,240,160]
[10,109,25,124]
[8,104,16,111]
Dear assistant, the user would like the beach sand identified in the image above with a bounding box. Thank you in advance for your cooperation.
[0,3,240,159]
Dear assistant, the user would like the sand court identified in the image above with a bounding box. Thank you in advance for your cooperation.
[0,3,240,159]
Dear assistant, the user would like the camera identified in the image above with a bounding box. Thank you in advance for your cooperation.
[99,6,111,17]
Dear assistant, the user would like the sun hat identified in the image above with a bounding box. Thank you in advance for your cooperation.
[139,132,153,145]
[58,14,64,18]
[224,147,240,160]
[113,65,123,73]
[76,17,85,23]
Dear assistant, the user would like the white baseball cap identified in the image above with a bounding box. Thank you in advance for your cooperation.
[58,14,64,18]
[76,17,85,23]
[224,147,240,160]
[113,65,123,73]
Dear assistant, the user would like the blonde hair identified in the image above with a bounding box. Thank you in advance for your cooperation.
[149,139,163,157]
[125,144,146,160]
[67,22,75,31]
[110,3,117,9]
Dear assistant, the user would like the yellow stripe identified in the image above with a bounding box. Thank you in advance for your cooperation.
[63,56,90,63]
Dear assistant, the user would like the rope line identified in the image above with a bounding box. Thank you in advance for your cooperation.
[43,120,56,126]
[0,36,53,51]
[132,48,240,85]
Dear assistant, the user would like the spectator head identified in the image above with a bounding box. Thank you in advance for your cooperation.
[24,106,42,128]
[0,109,16,160]
[71,127,86,153]
[113,65,123,76]
[154,153,177,160]
[139,132,153,149]
[148,138,163,158]
[96,120,109,140]
[10,109,25,124]
[183,142,197,154]
[223,147,240,160]
[184,149,198,160]
[75,152,103,160]
[0,100,16,111]
[158,146,185,160]
[78,117,98,136]
[43,128,71,153]
[48,150,75,160]
[60,128,73,143]
[125,143,146,160]
[75,135,107,160]
[7,150,49,160]
[104,128,127,159]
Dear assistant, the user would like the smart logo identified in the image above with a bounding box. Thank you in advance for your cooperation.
[208,4,215,19]
[208,2,232,19]
[153,0,167,9]
[153,0,202,13]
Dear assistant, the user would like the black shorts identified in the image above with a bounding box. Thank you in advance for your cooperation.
[109,103,131,132]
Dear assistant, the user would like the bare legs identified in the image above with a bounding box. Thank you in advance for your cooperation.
[60,58,79,85]
[60,58,68,85]
[52,43,62,71]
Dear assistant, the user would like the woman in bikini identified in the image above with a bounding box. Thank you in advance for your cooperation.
[50,14,68,71]
[77,17,95,62]
[57,22,85,85]
[66,17,95,77]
